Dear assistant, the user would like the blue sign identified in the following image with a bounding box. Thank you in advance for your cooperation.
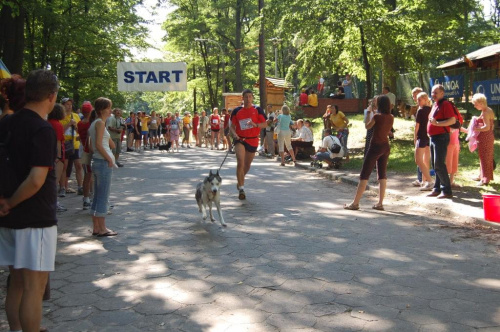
[430,75,464,98]
[473,79,500,105]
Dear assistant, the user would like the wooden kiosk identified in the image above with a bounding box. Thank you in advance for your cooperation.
[254,77,293,113]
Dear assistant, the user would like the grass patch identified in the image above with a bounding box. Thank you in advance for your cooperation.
[308,114,500,193]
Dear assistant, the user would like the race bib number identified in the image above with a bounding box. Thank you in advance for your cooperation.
[212,119,219,124]
[151,119,157,124]
[171,123,178,130]
[239,118,253,130]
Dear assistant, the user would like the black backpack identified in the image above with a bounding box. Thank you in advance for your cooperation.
[329,135,342,154]
[0,115,20,197]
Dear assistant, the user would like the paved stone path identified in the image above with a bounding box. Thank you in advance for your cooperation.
[1,147,500,331]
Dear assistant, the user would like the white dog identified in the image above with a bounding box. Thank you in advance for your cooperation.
[195,170,226,227]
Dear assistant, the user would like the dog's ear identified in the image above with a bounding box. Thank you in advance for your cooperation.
[209,170,213,176]
[216,170,219,176]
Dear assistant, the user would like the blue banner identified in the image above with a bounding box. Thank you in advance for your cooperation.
[429,75,464,98]
[473,79,500,105]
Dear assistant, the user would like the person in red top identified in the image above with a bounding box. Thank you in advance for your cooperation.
[426,84,457,199]
[230,89,268,200]
[77,101,94,209]
[164,112,171,144]
[299,89,308,106]
[192,111,200,147]
[210,107,221,150]
[48,103,67,213]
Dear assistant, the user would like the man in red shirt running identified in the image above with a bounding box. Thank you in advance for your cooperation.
[230,89,268,200]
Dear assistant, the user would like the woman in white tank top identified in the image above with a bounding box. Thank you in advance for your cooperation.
[88,97,117,237]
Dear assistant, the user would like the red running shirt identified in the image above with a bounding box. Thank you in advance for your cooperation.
[231,106,267,147]
[210,114,221,130]
[77,120,91,153]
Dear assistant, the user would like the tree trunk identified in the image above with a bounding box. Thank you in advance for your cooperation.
[359,25,372,99]
[234,0,243,92]
[258,0,266,109]
[193,65,197,112]
[0,5,25,75]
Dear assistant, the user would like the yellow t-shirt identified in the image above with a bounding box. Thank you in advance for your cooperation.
[60,112,81,149]
[330,111,347,129]
[308,93,318,107]
[183,116,191,128]
[140,116,150,132]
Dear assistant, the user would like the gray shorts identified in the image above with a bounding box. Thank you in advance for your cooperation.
[0,226,57,271]
[112,138,122,154]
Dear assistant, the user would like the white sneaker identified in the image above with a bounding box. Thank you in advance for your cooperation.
[419,182,433,191]
[411,180,421,187]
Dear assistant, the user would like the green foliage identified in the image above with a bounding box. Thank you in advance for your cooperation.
[7,0,147,107]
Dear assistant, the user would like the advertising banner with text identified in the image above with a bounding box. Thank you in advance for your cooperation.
[473,79,500,105]
[429,75,464,98]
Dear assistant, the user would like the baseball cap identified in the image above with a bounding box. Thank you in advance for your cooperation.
[81,101,92,113]
[61,97,73,104]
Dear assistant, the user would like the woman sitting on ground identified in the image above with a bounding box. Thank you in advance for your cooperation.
[344,95,394,211]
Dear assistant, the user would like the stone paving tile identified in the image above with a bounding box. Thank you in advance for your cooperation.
[2,149,500,331]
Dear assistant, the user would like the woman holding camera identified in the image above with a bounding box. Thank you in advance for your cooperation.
[345,95,394,211]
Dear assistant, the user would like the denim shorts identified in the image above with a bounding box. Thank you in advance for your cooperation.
[91,158,113,217]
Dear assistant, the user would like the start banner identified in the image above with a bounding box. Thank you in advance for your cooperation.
[473,79,500,105]
[117,62,187,92]
[429,75,464,98]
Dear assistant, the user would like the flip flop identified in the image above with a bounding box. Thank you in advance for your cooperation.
[372,204,384,211]
[343,203,359,210]
[97,231,118,237]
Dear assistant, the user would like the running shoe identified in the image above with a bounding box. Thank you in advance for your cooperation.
[58,188,66,197]
[66,187,77,194]
[77,186,84,195]
[419,182,433,191]
[238,188,246,200]
[83,201,91,210]
[56,202,67,212]
[411,180,421,187]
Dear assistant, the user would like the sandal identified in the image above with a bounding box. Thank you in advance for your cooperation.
[372,204,384,211]
[280,163,285,166]
[97,231,118,237]
[343,203,359,210]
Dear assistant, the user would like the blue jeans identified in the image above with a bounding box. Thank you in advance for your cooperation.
[430,134,452,195]
[338,129,349,154]
[91,158,113,217]
[316,151,335,163]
